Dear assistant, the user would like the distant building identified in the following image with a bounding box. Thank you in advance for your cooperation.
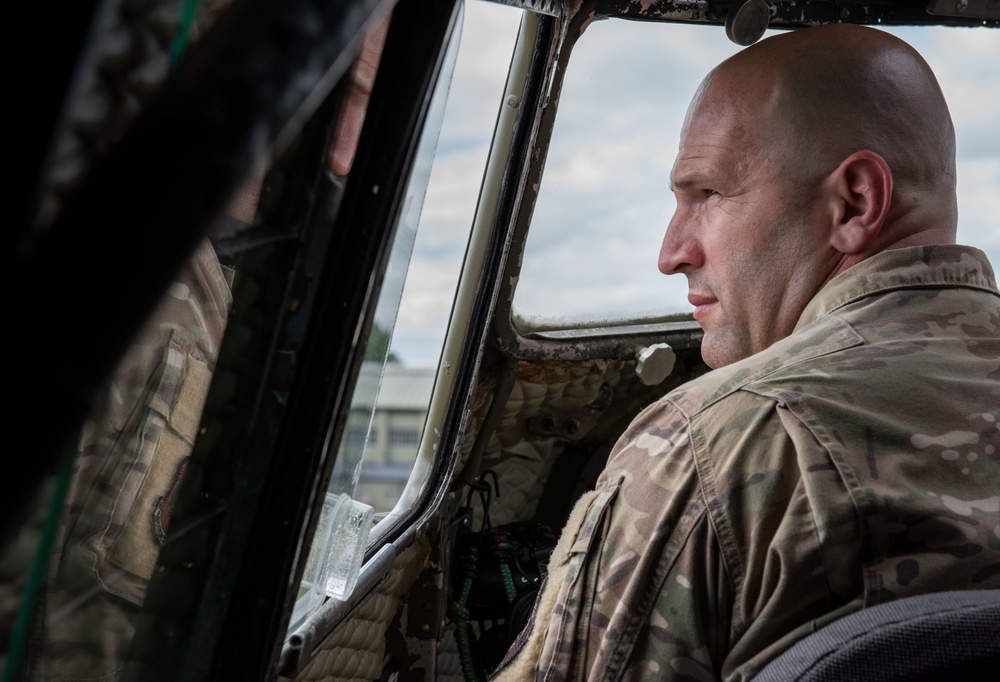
[353,363,435,513]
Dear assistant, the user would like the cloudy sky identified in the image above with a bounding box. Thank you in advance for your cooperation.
[387,2,1000,367]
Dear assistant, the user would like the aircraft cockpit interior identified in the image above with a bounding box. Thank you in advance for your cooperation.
[5,0,998,680]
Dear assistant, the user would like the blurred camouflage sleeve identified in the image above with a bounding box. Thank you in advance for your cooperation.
[35,238,233,681]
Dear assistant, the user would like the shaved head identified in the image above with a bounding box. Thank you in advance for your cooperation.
[663,25,960,367]
[693,24,958,238]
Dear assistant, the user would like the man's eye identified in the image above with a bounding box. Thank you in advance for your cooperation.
[704,189,719,198]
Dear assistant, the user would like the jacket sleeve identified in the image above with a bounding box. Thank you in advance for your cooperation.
[491,399,732,682]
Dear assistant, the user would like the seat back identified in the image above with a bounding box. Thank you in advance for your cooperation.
[753,590,1000,681]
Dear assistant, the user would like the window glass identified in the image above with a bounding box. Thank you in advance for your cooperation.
[290,0,521,628]
[513,20,1000,327]
[351,0,522,514]
[384,1,526,368]
[289,6,464,629]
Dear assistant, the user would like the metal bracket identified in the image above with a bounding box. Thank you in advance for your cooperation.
[635,343,676,386]
[726,0,772,46]
[926,0,1000,19]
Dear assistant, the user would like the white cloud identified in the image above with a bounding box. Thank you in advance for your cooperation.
[420,148,492,228]
[885,26,1000,162]
[386,4,522,366]
[435,3,523,148]
[957,158,1000,263]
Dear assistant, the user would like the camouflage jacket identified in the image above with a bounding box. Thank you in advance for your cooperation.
[492,245,1000,682]
[36,238,233,681]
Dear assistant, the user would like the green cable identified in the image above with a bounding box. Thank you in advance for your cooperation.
[456,619,479,682]
[493,538,517,603]
[499,563,517,604]
[169,0,201,69]
[450,580,480,682]
[3,449,75,682]
[450,542,482,682]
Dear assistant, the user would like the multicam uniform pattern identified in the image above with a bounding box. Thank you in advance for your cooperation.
[492,245,1000,682]
[34,238,232,681]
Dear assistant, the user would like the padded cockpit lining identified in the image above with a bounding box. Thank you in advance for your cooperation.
[299,349,706,681]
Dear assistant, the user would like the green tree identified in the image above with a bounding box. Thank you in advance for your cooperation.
[364,324,400,364]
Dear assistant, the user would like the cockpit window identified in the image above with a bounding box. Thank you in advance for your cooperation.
[512,19,999,330]
[289,0,522,633]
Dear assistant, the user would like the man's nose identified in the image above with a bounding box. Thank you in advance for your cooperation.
[659,211,702,275]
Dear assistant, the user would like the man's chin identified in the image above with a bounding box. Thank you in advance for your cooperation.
[699,337,724,369]
[698,333,748,369]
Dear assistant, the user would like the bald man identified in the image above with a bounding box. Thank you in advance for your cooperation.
[491,24,999,682]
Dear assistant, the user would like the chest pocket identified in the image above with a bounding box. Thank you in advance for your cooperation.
[81,329,214,605]
[538,475,623,682]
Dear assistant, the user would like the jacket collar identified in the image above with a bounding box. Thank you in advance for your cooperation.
[794,245,998,332]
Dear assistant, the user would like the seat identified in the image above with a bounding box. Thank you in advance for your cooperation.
[753,589,1000,681]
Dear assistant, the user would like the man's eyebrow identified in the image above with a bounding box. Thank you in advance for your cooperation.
[669,172,713,193]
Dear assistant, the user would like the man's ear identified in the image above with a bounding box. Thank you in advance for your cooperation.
[827,151,893,255]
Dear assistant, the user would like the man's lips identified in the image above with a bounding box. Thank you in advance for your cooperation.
[688,294,718,320]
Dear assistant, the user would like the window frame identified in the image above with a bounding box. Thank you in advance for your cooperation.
[490,0,996,365]
[281,5,562,674]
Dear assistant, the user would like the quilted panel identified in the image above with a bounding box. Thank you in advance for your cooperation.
[460,360,630,524]
[288,537,430,682]
[436,352,708,680]
[460,361,630,461]
[436,622,468,682]
[478,440,556,527]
